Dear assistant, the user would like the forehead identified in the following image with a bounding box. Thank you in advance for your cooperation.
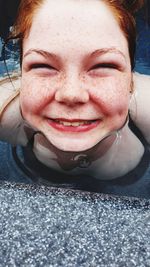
[23,0,128,56]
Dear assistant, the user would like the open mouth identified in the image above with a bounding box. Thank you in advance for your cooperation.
[47,119,100,132]
[54,119,96,126]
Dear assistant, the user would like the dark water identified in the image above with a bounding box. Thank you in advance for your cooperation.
[135,10,150,74]
[0,12,150,76]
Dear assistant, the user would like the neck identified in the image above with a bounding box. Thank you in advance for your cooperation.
[90,124,144,179]
[32,122,144,180]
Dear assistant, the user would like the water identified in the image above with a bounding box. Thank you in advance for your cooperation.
[135,11,150,75]
[0,38,20,76]
[0,12,150,76]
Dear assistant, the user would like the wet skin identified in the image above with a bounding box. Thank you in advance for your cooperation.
[20,0,132,152]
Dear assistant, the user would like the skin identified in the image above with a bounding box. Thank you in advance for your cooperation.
[20,0,132,152]
[131,72,150,144]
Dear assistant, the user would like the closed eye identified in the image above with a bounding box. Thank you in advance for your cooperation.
[31,63,56,70]
[88,62,121,77]
[91,63,118,69]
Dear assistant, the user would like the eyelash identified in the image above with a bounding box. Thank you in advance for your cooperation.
[91,63,118,70]
[31,63,56,70]
[30,63,119,74]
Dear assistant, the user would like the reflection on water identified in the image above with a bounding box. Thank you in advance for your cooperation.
[135,60,150,75]
[0,38,20,76]
[135,9,150,75]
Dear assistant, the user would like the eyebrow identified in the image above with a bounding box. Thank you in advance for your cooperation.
[90,48,126,60]
[23,47,126,61]
[23,49,59,61]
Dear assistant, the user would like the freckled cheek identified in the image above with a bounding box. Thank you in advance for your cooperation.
[20,77,55,115]
[89,78,130,116]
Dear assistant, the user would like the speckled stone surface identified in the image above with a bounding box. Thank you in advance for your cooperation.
[0,181,150,267]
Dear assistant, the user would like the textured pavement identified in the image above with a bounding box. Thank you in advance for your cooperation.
[0,181,150,266]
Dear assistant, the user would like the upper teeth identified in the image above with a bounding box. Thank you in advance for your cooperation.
[55,120,92,126]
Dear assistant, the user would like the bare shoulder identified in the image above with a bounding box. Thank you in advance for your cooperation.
[130,72,150,143]
[0,75,29,145]
[0,74,20,107]
[133,72,150,90]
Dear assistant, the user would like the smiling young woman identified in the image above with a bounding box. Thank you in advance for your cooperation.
[0,0,149,198]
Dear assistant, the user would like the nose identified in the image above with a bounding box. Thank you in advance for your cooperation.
[55,75,89,105]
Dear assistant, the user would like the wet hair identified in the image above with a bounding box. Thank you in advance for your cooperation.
[10,0,144,69]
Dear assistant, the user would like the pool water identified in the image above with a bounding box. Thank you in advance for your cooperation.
[0,39,20,76]
[135,10,150,74]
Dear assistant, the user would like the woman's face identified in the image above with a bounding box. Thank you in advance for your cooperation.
[20,0,132,152]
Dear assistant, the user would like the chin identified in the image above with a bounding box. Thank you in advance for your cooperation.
[49,137,97,152]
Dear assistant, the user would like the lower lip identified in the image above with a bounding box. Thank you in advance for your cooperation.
[47,119,100,132]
